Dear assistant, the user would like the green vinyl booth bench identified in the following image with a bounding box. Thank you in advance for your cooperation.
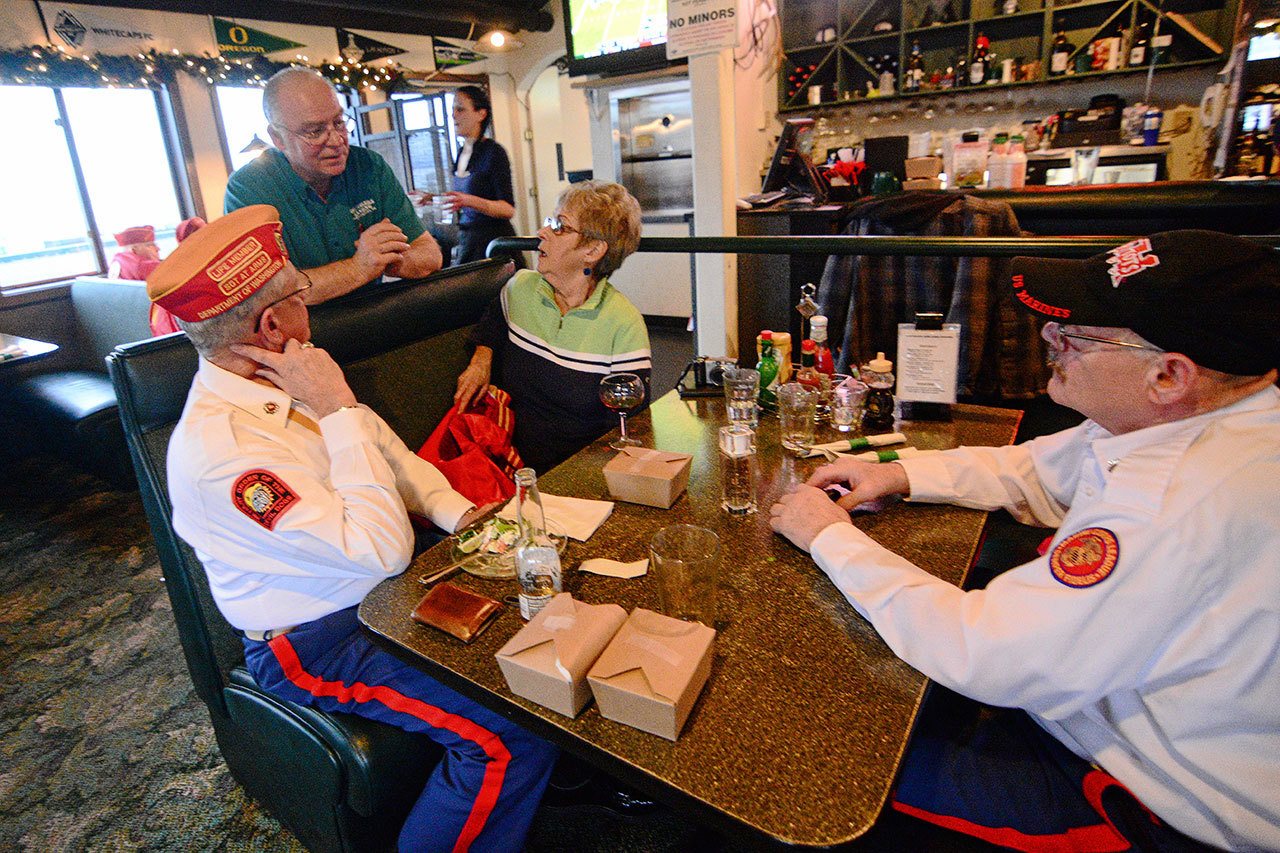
[107,258,514,853]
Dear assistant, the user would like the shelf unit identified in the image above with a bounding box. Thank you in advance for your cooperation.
[778,0,1237,111]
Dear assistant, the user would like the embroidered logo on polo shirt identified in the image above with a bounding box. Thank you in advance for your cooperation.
[350,199,376,222]
[232,469,299,531]
[1049,527,1119,588]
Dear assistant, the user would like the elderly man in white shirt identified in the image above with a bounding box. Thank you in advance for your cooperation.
[151,205,556,853]
[771,230,1280,852]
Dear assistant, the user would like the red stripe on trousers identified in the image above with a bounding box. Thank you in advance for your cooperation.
[891,769,1139,853]
[269,635,511,853]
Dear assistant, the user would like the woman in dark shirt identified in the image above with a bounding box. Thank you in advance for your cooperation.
[442,86,524,267]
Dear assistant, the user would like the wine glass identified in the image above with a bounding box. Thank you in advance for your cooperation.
[599,372,645,449]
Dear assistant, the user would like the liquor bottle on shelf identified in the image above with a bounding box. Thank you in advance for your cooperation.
[1002,0,1018,14]
[905,40,924,92]
[1050,27,1073,76]
[879,53,897,96]
[1128,20,1151,66]
[969,32,990,86]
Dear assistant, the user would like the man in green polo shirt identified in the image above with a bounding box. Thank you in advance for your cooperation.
[225,68,442,302]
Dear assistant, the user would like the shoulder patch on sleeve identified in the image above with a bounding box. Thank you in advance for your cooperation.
[1049,527,1119,588]
[231,469,299,530]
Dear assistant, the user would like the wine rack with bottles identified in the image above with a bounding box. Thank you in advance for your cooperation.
[778,0,1238,110]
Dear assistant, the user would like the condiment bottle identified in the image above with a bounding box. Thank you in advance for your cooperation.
[513,468,561,620]
[861,352,897,432]
[756,331,780,411]
[772,331,793,384]
[796,340,822,392]
[810,315,836,376]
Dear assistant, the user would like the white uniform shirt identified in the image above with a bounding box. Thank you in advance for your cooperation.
[168,359,474,632]
[811,386,1280,850]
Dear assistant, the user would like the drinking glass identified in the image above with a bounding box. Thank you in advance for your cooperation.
[722,367,760,428]
[599,372,645,449]
[650,525,720,626]
[778,382,818,455]
[832,379,869,433]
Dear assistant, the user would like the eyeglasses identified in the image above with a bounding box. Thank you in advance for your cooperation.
[255,273,313,326]
[542,215,580,237]
[275,115,355,146]
[1043,322,1163,354]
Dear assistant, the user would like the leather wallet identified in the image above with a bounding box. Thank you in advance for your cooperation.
[411,582,504,643]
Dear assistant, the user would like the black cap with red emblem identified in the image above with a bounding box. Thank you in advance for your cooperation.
[1009,230,1280,376]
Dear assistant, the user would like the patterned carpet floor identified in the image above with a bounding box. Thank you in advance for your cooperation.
[0,456,301,852]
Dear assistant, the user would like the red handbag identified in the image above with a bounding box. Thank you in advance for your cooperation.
[417,386,524,506]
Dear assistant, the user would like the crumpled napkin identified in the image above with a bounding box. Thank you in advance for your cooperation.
[498,493,614,541]
[578,558,649,579]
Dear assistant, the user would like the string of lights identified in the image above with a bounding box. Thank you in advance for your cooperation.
[0,44,406,92]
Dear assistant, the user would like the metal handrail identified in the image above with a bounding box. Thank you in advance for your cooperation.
[488,233,1280,259]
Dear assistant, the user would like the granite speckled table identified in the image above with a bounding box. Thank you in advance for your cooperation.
[360,392,1020,849]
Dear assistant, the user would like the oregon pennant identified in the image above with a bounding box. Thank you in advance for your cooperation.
[215,18,305,58]
[336,28,406,63]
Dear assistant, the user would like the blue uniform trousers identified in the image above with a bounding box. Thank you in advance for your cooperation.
[891,693,1211,852]
[243,606,557,853]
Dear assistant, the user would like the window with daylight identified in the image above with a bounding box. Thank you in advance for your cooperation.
[215,84,273,173]
[388,90,457,196]
[0,85,184,291]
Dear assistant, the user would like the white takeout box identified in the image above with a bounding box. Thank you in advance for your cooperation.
[602,447,693,509]
[495,594,627,717]
[587,608,715,741]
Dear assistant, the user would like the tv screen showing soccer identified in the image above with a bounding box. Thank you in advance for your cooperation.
[568,0,668,59]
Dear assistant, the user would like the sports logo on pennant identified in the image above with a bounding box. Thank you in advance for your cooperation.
[1106,238,1159,288]
[1049,527,1119,588]
[232,469,299,530]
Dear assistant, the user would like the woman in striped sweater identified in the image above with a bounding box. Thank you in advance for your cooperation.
[453,181,650,472]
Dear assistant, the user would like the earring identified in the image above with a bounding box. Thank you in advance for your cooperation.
[583,266,592,276]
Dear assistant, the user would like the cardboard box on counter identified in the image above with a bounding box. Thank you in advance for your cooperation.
[905,156,943,179]
[603,447,692,509]
[902,177,943,190]
[587,608,715,741]
[496,593,627,717]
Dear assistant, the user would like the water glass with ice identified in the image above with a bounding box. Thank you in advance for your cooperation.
[722,367,759,428]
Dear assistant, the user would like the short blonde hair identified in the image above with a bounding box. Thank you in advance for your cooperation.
[558,181,642,279]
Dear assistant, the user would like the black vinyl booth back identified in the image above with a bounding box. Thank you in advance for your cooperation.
[107,259,513,852]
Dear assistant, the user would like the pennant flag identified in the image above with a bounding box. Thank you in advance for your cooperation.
[336,29,406,63]
[214,18,305,58]
[433,39,486,68]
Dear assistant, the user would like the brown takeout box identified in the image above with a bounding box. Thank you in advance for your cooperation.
[495,594,627,717]
[904,156,944,179]
[902,177,943,191]
[602,447,692,509]
[587,608,715,741]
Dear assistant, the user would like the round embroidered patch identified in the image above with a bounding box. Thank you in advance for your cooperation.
[232,469,299,531]
[1049,527,1119,588]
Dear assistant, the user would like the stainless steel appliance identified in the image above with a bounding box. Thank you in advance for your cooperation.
[616,89,694,212]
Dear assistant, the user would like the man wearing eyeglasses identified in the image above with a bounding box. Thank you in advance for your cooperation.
[153,206,556,852]
[225,68,442,302]
[770,231,1280,850]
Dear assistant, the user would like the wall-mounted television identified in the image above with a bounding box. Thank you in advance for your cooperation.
[562,0,683,76]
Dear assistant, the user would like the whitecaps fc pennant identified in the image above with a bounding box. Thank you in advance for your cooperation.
[1107,238,1159,288]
